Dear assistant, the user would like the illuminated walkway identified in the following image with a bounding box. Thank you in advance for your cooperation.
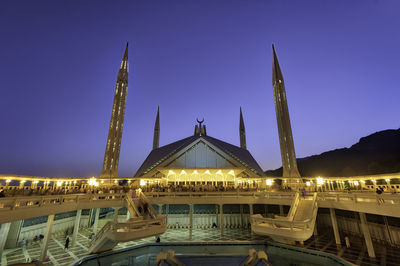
[3,223,400,266]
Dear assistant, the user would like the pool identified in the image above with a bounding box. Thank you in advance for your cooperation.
[74,241,352,266]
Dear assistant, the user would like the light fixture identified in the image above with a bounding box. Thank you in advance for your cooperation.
[266,179,273,186]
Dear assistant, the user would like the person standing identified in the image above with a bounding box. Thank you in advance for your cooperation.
[64,236,70,251]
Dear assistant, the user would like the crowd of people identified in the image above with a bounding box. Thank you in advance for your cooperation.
[0,185,130,197]
[0,181,394,198]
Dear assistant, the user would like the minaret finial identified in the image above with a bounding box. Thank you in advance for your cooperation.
[272,45,301,179]
[101,44,129,178]
[239,107,247,149]
[153,106,160,150]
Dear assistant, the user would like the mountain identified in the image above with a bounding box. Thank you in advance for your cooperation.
[265,129,400,177]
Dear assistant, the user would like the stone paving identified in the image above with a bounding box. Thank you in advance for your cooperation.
[3,222,400,266]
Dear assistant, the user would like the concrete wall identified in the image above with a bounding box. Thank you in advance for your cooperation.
[317,213,400,246]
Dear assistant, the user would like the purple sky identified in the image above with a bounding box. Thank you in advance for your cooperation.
[1,0,399,177]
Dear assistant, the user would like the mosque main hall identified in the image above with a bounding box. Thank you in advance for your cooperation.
[0,43,400,266]
[99,43,300,189]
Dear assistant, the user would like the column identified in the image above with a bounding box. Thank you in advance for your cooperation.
[0,223,11,261]
[249,204,253,232]
[93,208,100,233]
[239,204,243,228]
[126,208,131,221]
[166,204,169,226]
[113,207,120,222]
[71,210,82,247]
[279,205,284,216]
[359,212,376,258]
[158,204,163,214]
[189,204,193,239]
[219,204,224,236]
[40,214,54,262]
[330,208,341,245]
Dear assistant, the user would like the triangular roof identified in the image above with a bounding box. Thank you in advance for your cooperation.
[134,135,264,177]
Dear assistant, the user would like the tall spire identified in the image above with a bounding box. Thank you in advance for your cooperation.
[239,107,247,149]
[100,43,129,178]
[153,106,160,150]
[272,44,301,179]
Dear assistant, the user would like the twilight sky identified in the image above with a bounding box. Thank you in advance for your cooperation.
[0,0,399,177]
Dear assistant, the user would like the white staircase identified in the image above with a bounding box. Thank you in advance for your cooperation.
[88,189,166,253]
[251,192,318,243]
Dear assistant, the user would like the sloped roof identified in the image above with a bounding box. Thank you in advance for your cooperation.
[134,135,264,177]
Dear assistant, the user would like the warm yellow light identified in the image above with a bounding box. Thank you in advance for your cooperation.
[88,178,97,186]
[73,181,77,184]
[168,170,175,175]
[181,170,186,175]
[21,180,26,183]
[316,177,324,185]
[306,181,311,187]
[385,179,390,182]
[56,181,63,186]
[101,180,104,184]
[228,170,234,175]
[216,170,222,175]
[266,179,273,186]
[33,180,39,184]
[372,179,376,183]
[354,181,359,186]
[128,180,131,183]
[360,180,365,183]
[140,179,146,186]
[205,170,211,175]
[6,179,11,183]
[114,180,118,184]
[193,170,198,175]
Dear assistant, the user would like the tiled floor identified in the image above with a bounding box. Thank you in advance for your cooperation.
[3,223,400,266]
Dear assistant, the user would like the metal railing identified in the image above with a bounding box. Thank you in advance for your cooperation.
[0,193,125,211]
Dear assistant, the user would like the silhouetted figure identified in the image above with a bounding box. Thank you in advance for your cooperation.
[212,222,217,228]
[156,236,160,243]
[64,236,70,251]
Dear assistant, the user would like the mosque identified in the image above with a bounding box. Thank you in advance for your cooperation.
[0,44,400,266]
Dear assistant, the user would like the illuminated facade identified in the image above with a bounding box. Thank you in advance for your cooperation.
[272,45,301,179]
[135,121,265,186]
[100,43,129,178]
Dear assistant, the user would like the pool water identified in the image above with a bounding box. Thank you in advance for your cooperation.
[75,241,351,266]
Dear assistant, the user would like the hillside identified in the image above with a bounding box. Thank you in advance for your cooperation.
[265,129,400,177]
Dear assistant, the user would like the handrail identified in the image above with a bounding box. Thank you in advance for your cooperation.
[251,192,318,232]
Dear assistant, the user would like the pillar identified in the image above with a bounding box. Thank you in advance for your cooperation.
[359,212,376,258]
[219,204,224,236]
[158,204,163,214]
[239,204,243,228]
[93,208,100,233]
[0,223,11,262]
[113,207,120,222]
[249,204,253,216]
[40,214,54,262]
[165,204,169,227]
[330,208,341,245]
[126,208,131,221]
[71,210,82,247]
[189,204,193,239]
[279,205,284,216]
